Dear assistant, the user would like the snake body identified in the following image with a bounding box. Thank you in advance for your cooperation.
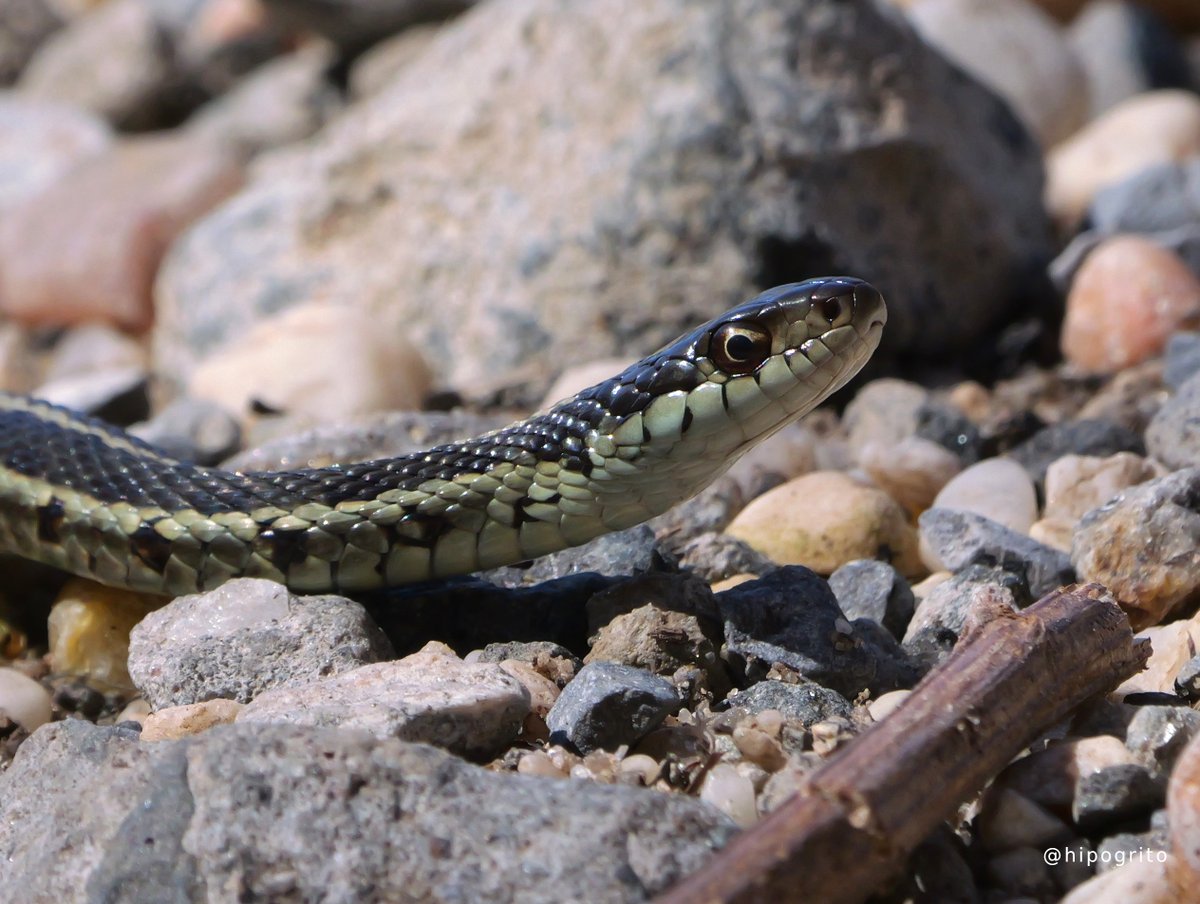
[0,278,885,596]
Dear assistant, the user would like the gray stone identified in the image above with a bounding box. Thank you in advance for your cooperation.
[129,396,242,466]
[238,646,529,759]
[0,0,61,85]
[19,0,287,131]
[722,679,853,726]
[0,96,111,213]
[1165,331,1200,391]
[1125,705,1200,778]
[186,44,342,157]
[482,524,673,588]
[1007,419,1145,487]
[1089,158,1200,237]
[918,509,1074,598]
[1073,764,1162,833]
[671,531,774,584]
[128,577,394,709]
[717,566,917,698]
[828,559,915,639]
[154,0,1050,397]
[1068,1,1193,118]
[0,721,734,902]
[903,566,1030,672]
[474,640,582,672]
[649,476,748,550]
[1147,370,1200,470]
[915,400,984,464]
[1072,468,1200,628]
[547,661,681,754]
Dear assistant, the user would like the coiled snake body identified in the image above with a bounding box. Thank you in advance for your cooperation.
[0,278,885,596]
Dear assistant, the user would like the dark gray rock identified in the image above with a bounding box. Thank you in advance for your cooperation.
[128,577,394,709]
[155,0,1051,397]
[672,532,775,584]
[649,476,747,548]
[902,566,1031,672]
[1007,419,1145,487]
[1165,332,1200,391]
[1089,158,1200,237]
[130,396,241,465]
[0,721,734,902]
[1072,764,1162,833]
[547,662,682,754]
[474,640,583,672]
[1176,654,1200,701]
[828,559,915,639]
[894,828,980,904]
[721,679,853,726]
[918,509,1074,598]
[717,566,917,697]
[1147,370,1200,470]
[1125,705,1200,778]
[916,399,984,464]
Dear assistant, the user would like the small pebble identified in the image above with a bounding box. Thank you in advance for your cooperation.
[1060,235,1200,373]
[858,436,962,514]
[927,457,1038,534]
[546,662,681,755]
[828,559,916,639]
[1046,90,1200,225]
[699,762,758,828]
[977,788,1072,853]
[1043,452,1163,522]
[1176,655,1200,702]
[867,689,910,722]
[0,666,52,732]
[725,471,922,578]
[140,699,243,741]
[47,578,162,689]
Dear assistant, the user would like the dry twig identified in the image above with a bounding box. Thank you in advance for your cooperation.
[658,583,1150,904]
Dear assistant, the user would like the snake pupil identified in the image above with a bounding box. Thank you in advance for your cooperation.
[726,334,755,361]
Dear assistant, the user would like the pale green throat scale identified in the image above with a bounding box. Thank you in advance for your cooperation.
[0,278,885,597]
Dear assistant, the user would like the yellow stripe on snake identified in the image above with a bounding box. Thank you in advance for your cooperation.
[0,278,885,595]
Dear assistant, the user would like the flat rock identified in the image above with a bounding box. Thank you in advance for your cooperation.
[0,720,734,902]
[238,643,530,759]
[918,508,1074,598]
[155,0,1050,395]
[671,532,775,584]
[1073,764,1163,833]
[128,577,394,709]
[482,524,673,588]
[1146,370,1200,470]
[1006,418,1145,487]
[546,661,681,754]
[717,565,917,697]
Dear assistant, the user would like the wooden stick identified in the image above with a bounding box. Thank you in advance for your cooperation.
[658,583,1150,904]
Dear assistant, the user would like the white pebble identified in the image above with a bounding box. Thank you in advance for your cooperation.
[0,666,52,731]
[699,763,759,828]
[930,458,1037,531]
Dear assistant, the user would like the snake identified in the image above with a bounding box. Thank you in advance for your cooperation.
[0,277,885,597]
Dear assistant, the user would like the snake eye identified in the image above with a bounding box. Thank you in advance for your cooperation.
[711,321,771,375]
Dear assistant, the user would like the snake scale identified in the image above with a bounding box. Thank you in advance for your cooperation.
[0,277,885,596]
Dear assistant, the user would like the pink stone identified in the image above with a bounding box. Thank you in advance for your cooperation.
[1060,235,1200,374]
[0,134,242,332]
